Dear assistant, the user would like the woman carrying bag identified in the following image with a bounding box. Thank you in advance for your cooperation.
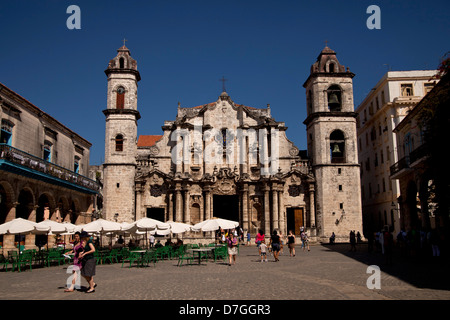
[78,231,97,293]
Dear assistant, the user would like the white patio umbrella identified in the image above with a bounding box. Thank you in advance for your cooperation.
[81,219,122,247]
[167,221,193,234]
[150,228,171,236]
[35,219,68,234]
[0,218,39,235]
[122,218,170,248]
[0,218,39,257]
[35,219,71,250]
[191,217,239,232]
[81,218,122,233]
[61,222,78,234]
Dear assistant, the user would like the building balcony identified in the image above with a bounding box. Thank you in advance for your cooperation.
[390,156,411,179]
[0,143,100,194]
[409,143,429,167]
[390,143,429,179]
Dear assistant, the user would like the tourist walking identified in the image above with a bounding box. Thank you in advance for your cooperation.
[301,230,310,252]
[279,231,285,255]
[259,239,268,262]
[79,231,97,293]
[270,230,281,262]
[64,231,83,292]
[246,231,251,246]
[227,233,238,266]
[255,229,265,248]
[287,230,296,257]
[149,234,155,248]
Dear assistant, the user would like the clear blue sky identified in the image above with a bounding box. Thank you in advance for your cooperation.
[1,0,448,166]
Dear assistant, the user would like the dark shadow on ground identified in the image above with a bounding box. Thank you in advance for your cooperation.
[321,242,450,291]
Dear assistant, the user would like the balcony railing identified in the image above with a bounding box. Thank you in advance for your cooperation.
[409,143,428,165]
[0,143,100,193]
[390,143,429,178]
[390,156,410,177]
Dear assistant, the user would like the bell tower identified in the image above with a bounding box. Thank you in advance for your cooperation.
[102,44,141,223]
[303,46,363,242]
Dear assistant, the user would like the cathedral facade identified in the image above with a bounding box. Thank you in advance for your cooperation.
[102,45,362,242]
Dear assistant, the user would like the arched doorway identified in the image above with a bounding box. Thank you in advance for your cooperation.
[58,197,70,222]
[17,189,34,219]
[16,189,34,246]
[213,195,239,223]
[0,182,14,246]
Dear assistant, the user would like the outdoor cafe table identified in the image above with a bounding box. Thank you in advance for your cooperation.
[189,248,213,265]
[132,250,146,267]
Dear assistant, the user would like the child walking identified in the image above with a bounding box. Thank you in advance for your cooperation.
[259,239,268,262]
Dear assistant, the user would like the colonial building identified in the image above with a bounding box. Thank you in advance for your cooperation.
[102,45,363,242]
[0,83,100,250]
[391,72,447,232]
[355,70,438,236]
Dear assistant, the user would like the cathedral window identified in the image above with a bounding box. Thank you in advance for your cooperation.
[116,86,125,109]
[222,129,227,148]
[327,85,342,112]
[119,57,125,69]
[115,134,124,152]
[330,130,345,163]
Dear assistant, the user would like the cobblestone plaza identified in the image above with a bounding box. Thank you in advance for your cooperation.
[0,243,449,302]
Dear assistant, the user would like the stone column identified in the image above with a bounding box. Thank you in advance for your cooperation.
[309,183,316,237]
[242,184,249,233]
[25,205,38,250]
[175,187,182,222]
[183,188,190,224]
[175,125,182,173]
[135,187,143,220]
[278,189,285,235]
[182,129,190,173]
[264,185,270,236]
[210,191,214,219]
[3,203,17,253]
[272,185,279,231]
[261,128,269,176]
[168,193,173,221]
[204,188,211,220]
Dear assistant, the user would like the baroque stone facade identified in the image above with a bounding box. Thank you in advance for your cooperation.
[102,45,364,242]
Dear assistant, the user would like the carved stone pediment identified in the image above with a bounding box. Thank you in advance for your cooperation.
[213,179,236,195]
[211,167,239,195]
